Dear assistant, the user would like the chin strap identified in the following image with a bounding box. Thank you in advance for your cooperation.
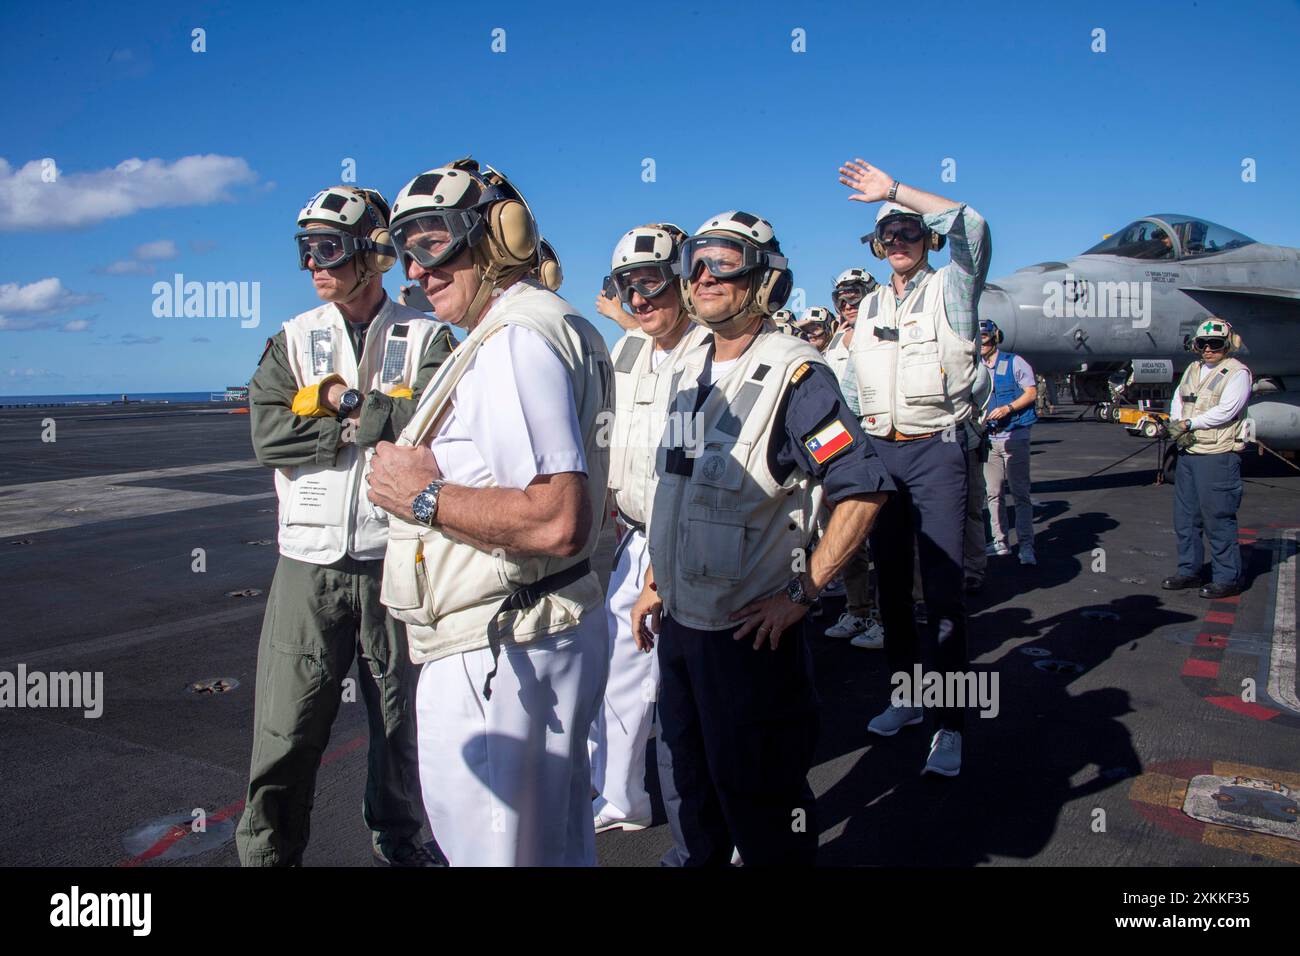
[336,256,376,305]
[691,276,767,336]
[463,247,532,328]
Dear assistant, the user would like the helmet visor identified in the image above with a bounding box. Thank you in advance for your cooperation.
[295,229,356,270]
[1194,337,1227,352]
[612,264,676,304]
[680,236,784,282]
[390,211,480,270]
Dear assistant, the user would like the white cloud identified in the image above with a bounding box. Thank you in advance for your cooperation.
[134,239,178,260]
[0,277,95,315]
[4,367,61,380]
[99,259,153,275]
[62,319,92,333]
[0,155,258,231]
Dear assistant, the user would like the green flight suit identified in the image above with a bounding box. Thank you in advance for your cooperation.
[235,308,455,866]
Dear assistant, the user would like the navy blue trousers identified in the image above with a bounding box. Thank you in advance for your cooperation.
[657,613,819,866]
[1174,451,1243,584]
[865,433,970,731]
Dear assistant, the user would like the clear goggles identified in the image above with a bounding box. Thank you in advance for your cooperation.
[679,235,786,282]
[611,263,676,304]
[390,210,484,270]
[1193,337,1227,352]
[834,286,866,310]
[295,229,378,270]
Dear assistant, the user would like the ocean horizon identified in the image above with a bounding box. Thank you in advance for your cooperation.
[0,390,241,407]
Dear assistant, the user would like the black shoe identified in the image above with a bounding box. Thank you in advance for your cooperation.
[964,576,984,594]
[1199,581,1243,600]
[374,842,445,867]
[1161,574,1201,591]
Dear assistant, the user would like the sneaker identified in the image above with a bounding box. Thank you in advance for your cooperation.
[985,541,1010,557]
[1018,546,1037,566]
[923,729,962,777]
[594,807,651,834]
[868,703,924,737]
[373,842,445,867]
[850,615,885,649]
[825,611,870,639]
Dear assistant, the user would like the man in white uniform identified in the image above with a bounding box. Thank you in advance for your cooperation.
[366,159,614,866]
[590,224,706,837]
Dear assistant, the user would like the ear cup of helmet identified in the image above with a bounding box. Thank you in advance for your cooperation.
[365,227,396,274]
[755,267,793,314]
[483,199,537,268]
[539,258,563,291]
[1228,331,1243,353]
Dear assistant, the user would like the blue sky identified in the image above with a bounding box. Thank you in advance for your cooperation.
[2,0,1297,394]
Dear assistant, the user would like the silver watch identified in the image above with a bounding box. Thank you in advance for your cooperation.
[411,479,445,528]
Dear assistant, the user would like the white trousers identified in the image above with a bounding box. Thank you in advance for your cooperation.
[415,614,608,866]
[588,529,658,821]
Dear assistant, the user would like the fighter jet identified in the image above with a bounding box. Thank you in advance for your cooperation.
[979,214,1300,448]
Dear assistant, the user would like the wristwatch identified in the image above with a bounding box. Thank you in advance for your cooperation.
[411,478,445,528]
[786,574,815,607]
[335,388,363,422]
[887,179,900,202]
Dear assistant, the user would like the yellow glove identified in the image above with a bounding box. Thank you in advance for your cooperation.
[291,374,344,417]
[386,386,414,400]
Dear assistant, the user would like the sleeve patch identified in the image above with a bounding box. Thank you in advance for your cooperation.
[804,419,853,465]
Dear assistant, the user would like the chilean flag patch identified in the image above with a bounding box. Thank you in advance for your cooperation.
[804,419,853,464]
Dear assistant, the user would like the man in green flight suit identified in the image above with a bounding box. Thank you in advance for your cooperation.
[235,185,455,866]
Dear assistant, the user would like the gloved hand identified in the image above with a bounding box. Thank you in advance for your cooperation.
[386,386,413,400]
[291,374,344,417]
[1165,418,1196,450]
[1176,429,1196,451]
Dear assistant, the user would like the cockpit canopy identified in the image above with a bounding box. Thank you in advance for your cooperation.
[1082,215,1255,260]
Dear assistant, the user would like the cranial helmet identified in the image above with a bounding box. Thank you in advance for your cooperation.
[678,210,793,334]
[867,201,945,260]
[295,186,397,302]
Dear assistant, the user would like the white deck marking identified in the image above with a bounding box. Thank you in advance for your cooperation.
[1268,529,1300,715]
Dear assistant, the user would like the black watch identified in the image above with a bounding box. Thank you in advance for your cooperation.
[336,388,362,422]
[786,574,815,607]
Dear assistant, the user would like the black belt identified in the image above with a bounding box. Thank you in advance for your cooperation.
[482,559,592,700]
[616,507,646,535]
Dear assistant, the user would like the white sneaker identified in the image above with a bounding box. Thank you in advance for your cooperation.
[868,703,923,737]
[923,729,962,777]
[825,611,870,639]
[985,541,1010,557]
[1018,545,1037,565]
[730,847,742,866]
[594,806,651,834]
[850,614,885,649]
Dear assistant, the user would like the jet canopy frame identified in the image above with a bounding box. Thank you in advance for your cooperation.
[1083,215,1256,261]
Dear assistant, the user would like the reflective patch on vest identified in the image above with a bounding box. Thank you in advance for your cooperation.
[804,419,853,465]
[866,296,879,320]
[753,363,770,381]
[392,324,409,338]
[381,338,408,384]
[615,337,645,373]
[997,358,1009,376]
[310,329,335,376]
[716,381,763,437]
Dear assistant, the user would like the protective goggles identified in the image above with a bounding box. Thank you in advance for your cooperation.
[611,264,676,304]
[834,287,866,309]
[295,229,392,270]
[679,236,786,282]
[390,210,485,270]
[875,217,927,246]
[1193,337,1227,352]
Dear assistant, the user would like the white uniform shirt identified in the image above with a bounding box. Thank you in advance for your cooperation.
[1170,364,1252,431]
[431,325,587,488]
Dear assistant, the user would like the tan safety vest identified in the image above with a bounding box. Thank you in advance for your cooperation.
[825,330,852,382]
[608,323,708,528]
[1177,357,1251,455]
[275,298,444,564]
[380,280,614,664]
[646,326,827,631]
[849,268,977,437]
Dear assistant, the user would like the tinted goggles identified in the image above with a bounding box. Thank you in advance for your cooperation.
[1193,337,1227,352]
[679,236,786,282]
[612,264,676,304]
[876,219,927,246]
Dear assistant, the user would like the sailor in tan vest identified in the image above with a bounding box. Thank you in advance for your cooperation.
[1160,318,1253,599]
[839,158,990,777]
[365,159,614,866]
[795,307,834,352]
[630,211,893,865]
[589,224,706,842]
[236,186,453,867]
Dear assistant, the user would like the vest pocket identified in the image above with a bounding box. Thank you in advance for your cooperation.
[680,518,745,581]
[380,527,428,616]
[899,341,947,406]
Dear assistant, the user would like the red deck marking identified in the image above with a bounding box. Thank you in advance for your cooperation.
[1212,594,1241,605]
[1239,528,1259,534]
[1182,658,1220,679]
[1205,695,1281,721]
[1204,610,1235,625]
[117,732,367,867]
